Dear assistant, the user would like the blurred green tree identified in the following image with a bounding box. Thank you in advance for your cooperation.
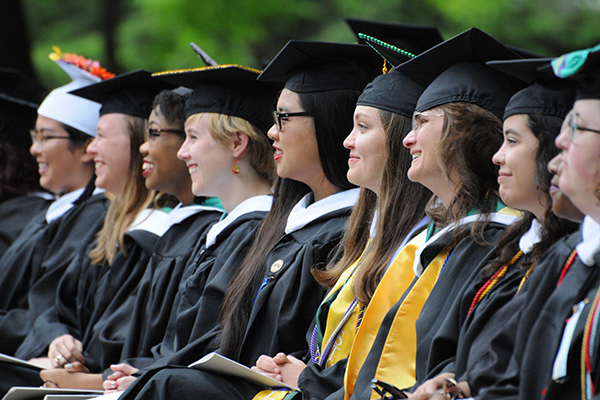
[14,0,600,89]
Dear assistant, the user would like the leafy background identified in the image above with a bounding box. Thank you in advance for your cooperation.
[11,0,600,89]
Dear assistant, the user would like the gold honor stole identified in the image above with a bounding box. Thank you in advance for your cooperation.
[253,249,367,400]
[343,206,520,400]
[343,230,427,400]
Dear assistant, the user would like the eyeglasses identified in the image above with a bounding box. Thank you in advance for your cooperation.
[147,128,185,142]
[412,111,444,133]
[564,113,600,142]
[272,110,311,131]
[29,129,71,150]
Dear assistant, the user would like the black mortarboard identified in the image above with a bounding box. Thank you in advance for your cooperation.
[346,18,443,53]
[356,70,424,118]
[345,18,443,67]
[0,68,47,109]
[0,68,47,150]
[153,65,277,134]
[70,70,176,119]
[257,41,381,93]
[550,44,600,100]
[396,28,526,118]
[487,58,576,120]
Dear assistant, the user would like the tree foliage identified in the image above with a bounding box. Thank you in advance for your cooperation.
[17,0,600,89]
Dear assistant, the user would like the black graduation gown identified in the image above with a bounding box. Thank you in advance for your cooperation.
[119,205,271,371]
[474,230,583,400]
[116,206,223,365]
[0,190,109,355]
[415,257,526,384]
[118,199,354,400]
[454,231,581,398]
[519,258,599,400]
[14,210,171,372]
[0,194,52,258]
[347,220,510,400]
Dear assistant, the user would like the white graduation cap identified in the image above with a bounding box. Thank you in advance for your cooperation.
[37,49,108,137]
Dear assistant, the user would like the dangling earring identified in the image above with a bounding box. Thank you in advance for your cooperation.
[232,158,240,174]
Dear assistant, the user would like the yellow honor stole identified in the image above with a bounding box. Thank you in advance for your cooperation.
[343,230,427,400]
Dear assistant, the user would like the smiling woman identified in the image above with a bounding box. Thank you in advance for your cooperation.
[140,91,193,206]
[0,52,112,395]
[5,71,180,395]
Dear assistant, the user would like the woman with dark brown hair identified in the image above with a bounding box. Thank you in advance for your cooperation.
[345,28,527,400]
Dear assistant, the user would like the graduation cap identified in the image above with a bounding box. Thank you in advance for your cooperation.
[257,41,381,93]
[396,27,527,118]
[356,70,424,118]
[550,43,600,100]
[190,42,218,66]
[0,68,47,151]
[70,70,176,119]
[37,49,110,137]
[487,58,576,120]
[345,18,443,67]
[0,68,47,109]
[153,65,278,134]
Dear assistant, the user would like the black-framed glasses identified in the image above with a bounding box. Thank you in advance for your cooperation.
[272,110,311,131]
[29,129,71,150]
[566,113,600,142]
[371,379,408,400]
[147,128,186,142]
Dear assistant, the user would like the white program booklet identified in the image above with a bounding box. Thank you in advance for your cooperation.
[1,388,103,400]
[188,352,298,390]
[0,353,47,370]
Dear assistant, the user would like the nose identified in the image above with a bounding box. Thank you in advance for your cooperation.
[403,129,417,149]
[139,140,149,156]
[555,126,570,151]
[548,153,562,174]
[86,137,98,155]
[267,124,278,141]
[30,139,42,156]
[343,128,357,150]
[492,144,505,166]
[177,138,190,161]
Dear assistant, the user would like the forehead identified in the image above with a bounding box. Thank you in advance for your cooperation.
[572,99,600,124]
[277,89,301,110]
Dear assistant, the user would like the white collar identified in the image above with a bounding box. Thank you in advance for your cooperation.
[385,216,431,272]
[519,218,543,254]
[413,211,521,276]
[128,208,173,237]
[167,203,223,226]
[370,210,379,239]
[205,195,273,249]
[284,188,360,235]
[45,187,104,223]
[576,216,600,266]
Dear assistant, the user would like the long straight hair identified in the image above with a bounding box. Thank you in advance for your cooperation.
[89,114,156,264]
[218,88,361,359]
[313,110,432,304]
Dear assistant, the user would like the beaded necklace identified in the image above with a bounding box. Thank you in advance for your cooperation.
[467,250,523,316]
[558,250,578,287]
[582,285,600,400]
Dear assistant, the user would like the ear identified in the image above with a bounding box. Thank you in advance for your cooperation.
[230,131,250,159]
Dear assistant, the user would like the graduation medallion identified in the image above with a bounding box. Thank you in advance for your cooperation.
[270,259,284,273]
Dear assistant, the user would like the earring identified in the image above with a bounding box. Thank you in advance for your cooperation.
[232,158,240,174]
